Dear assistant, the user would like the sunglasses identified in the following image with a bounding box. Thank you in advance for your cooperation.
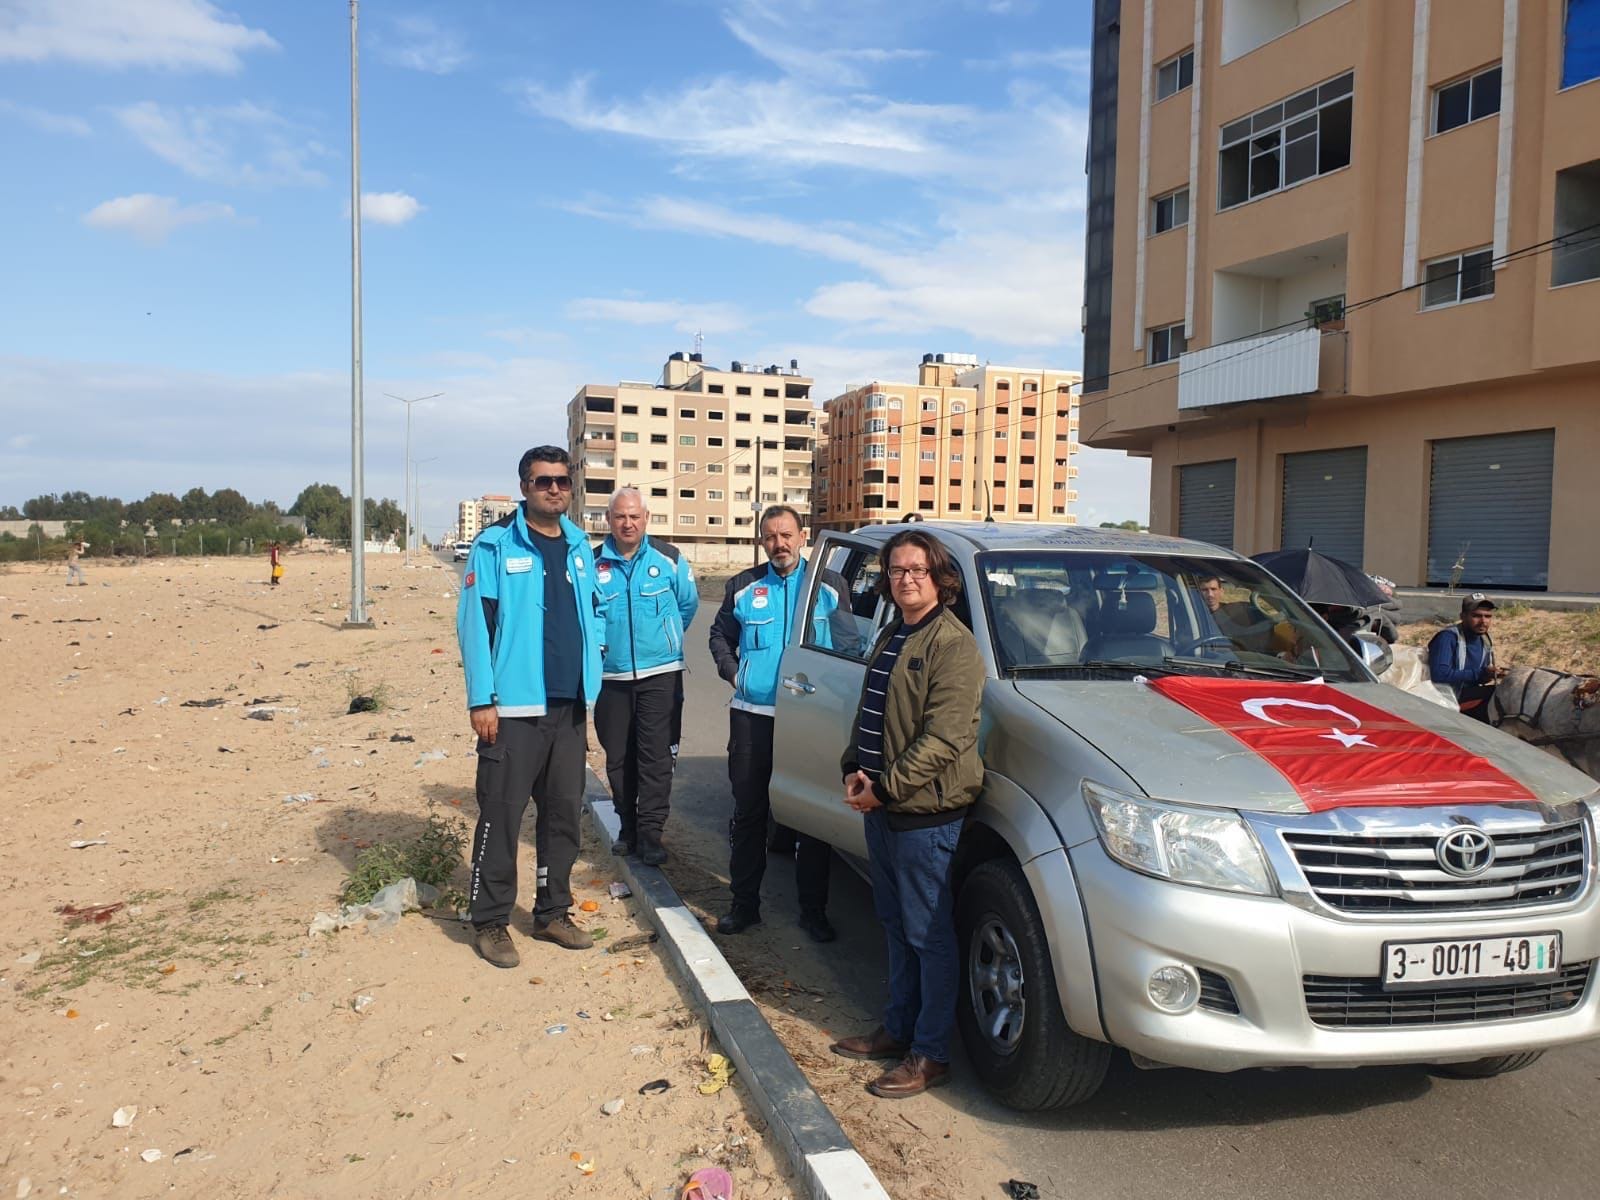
[525,474,573,492]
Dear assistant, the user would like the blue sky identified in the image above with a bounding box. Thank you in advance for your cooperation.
[0,0,1149,532]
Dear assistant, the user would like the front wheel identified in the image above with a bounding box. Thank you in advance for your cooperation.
[955,858,1110,1110]
[1431,1051,1545,1079]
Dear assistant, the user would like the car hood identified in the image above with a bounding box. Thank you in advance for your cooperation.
[1014,678,1597,814]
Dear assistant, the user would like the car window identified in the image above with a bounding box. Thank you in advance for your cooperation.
[805,541,882,663]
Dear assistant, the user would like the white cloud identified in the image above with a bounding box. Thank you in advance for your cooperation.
[567,297,750,336]
[378,14,468,74]
[361,191,425,225]
[724,14,928,87]
[82,193,237,243]
[114,99,330,187]
[965,46,1092,73]
[0,0,277,72]
[0,97,90,136]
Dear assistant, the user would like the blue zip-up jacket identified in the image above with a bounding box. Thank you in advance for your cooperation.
[456,507,604,715]
[708,556,852,716]
[1427,624,1495,695]
[593,534,699,681]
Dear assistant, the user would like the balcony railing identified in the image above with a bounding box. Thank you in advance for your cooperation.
[1177,328,1347,411]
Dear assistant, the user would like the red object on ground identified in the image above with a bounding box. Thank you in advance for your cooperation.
[57,902,125,925]
[1147,676,1536,812]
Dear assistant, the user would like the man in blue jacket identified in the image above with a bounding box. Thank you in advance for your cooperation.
[456,446,605,968]
[1427,593,1505,722]
[593,487,699,866]
[709,505,851,942]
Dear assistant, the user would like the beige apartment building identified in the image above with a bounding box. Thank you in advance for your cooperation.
[815,353,1081,530]
[566,353,819,563]
[455,494,518,543]
[1081,0,1600,591]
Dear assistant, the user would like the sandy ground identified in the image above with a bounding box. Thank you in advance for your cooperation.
[0,553,795,1200]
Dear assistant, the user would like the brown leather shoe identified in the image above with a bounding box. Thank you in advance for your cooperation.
[473,924,520,969]
[531,915,594,950]
[867,1053,950,1099]
[830,1026,909,1061]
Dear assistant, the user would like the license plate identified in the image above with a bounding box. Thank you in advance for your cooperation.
[1381,932,1561,990]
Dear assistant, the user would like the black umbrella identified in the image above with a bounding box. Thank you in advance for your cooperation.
[1251,547,1389,609]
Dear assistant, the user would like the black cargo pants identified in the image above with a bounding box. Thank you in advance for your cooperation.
[593,670,681,841]
[727,708,831,916]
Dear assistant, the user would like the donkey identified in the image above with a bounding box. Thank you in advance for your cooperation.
[1489,667,1600,782]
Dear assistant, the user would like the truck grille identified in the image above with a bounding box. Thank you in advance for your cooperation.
[1303,962,1592,1028]
[1281,821,1587,914]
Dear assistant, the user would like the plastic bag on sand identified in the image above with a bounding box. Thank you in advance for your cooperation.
[1378,643,1457,710]
[309,878,440,936]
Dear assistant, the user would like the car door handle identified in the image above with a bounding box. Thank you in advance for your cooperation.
[781,675,815,695]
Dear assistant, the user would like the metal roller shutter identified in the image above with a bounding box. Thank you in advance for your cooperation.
[1427,430,1554,589]
[1281,446,1368,564]
[1178,459,1236,549]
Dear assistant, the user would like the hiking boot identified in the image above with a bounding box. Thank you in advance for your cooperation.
[798,909,836,943]
[473,924,520,969]
[638,833,669,867]
[830,1026,908,1061]
[868,1053,950,1099]
[715,906,762,935]
[611,834,635,857]
[532,915,594,951]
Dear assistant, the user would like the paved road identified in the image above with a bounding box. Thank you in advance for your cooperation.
[453,553,1600,1197]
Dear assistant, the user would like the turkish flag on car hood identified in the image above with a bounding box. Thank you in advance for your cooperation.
[1147,677,1535,812]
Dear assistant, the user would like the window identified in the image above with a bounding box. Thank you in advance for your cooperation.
[1553,159,1600,285]
[1155,48,1194,101]
[736,386,752,396]
[762,413,779,423]
[1151,187,1190,234]
[951,453,963,462]
[680,408,696,420]
[951,401,966,413]
[867,418,888,433]
[650,433,667,444]
[708,515,724,526]
[621,431,638,443]
[678,461,696,472]
[888,397,903,409]
[708,384,724,394]
[764,387,778,397]
[679,514,695,525]
[867,392,887,409]
[920,425,935,436]
[734,515,752,526]
[1308,294,1345,324]
[679,488,696,499]
[1149,322,1188,364]
[651,460,667,470]
[1564,0,1600,88]
[651,513,668,525]
[735,464,752,475]
[651,406,668,417]
[920,450,936,461]
[651,487,667,497]
[996,429,1008,440]
[622,458,638,468]
[1422,247,1495,308]
[735,411,751,422]
[708,410,723,421]
[761,466,778,476]
[1218,72,1353,210]
[761,491,777,501]
[622,404,638,414]
[679,435,696,446]
[1433,64,1501,134]
[922,398,937,411]
[708,462,724,474]
[735,437,751,448]
[867,444,886,460]
[708,436,724,447]
[707,489,724,501]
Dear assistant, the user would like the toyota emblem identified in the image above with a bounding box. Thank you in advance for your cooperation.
[1436,826,1496,878]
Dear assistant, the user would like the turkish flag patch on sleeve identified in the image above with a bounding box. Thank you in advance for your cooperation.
[463,571,475,588]
[1147,676,1535,812]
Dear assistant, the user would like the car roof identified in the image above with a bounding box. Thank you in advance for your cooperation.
[832,520,1241,559]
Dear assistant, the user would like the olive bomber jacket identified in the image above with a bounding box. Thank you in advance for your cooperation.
[840,606,985,817]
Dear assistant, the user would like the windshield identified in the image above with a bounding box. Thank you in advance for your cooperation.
[978,550,1366,682]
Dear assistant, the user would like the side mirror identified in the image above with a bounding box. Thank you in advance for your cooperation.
[1354,631,1392,678]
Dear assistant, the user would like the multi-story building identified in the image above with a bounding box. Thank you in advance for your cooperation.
[566,353,818,563]
[456,494,518,543]
[1081,0,1600,591]
[815,353,1081,530]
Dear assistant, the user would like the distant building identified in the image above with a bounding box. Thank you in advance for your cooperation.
[0,520,68,538]
[566,353,819,564]
[456,494,518,543]
[815,353,1081,531]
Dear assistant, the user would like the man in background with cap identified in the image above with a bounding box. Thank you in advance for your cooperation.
[1428,594,1506,721]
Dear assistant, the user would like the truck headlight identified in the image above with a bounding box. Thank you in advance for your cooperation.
[1083,781,1274,896]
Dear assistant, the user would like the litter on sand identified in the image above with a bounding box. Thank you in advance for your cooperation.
[180,697,227,708]
[545,1023,568,1036]
[681,1165,734,1200]
[69,839,108,849]
[697,1054,735,1095]
[413,749,448,766]
[1003,1183,1041,1200]
[140,1150,162,1164]
[308,878,438,936]
[638,1078,671,1096]
[608,881,632,899]
[112,1106,137,1128]
[58,902,124,925]
[346,695,380,714]
[282,793,316,806]
[600,1098,624,1116]
[606,932,659,954]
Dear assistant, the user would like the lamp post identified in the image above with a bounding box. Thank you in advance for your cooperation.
[386,392,441,566]
[411,456,438,557]
[343,0,373,628]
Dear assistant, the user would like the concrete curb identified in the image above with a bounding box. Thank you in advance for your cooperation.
[581,767,891,1200]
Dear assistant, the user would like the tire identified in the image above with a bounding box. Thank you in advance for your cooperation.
[955,858,1110,1110]
[1431,1051,1545,1079]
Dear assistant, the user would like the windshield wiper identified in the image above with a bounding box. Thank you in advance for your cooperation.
[1163,655,1329,681]
[1008,660,1173,677]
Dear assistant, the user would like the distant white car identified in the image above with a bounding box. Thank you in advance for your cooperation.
[452,541,471,562]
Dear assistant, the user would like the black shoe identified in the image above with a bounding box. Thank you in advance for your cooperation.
[716,907,762,935]
[611,835,635,857]
[638,836,668,867]
[798,909,836,943]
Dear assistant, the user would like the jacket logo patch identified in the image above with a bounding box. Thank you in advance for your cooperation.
[574,558,586,572]
[648,565,661,577]
[505,556,533,574]
[464,571,475,587]
[596,565,612,582]
[908,656,924,671]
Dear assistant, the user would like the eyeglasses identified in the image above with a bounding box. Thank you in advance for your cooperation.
[887,565,930,581]
[525,474,573,492]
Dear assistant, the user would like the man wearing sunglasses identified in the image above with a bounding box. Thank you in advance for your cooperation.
[457,446,606,967]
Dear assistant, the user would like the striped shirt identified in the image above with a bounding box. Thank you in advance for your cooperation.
[854,608,940,787]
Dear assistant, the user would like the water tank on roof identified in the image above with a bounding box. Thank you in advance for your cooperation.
[922,353,934,364]
[764,365,778,374]
[690,353,703,362]
[669,351,685,361]
[731,360,742,372]
[790,359,799,370]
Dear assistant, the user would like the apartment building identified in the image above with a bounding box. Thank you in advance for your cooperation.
[815,353,1081,530]
[566,353,819,563]
[1081,0,1600,591]
[455,494,519,543]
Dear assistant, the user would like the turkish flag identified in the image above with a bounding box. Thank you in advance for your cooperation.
[1148,676,1535,812]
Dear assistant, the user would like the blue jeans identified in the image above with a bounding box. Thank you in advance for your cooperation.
[864,809,962,1064]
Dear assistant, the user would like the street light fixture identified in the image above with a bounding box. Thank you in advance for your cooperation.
[386,392,442,566]
[343,0,373,629]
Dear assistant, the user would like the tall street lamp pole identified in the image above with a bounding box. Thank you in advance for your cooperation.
[412,456,439,556]
[386,392,441,566]
[343,0,373,628]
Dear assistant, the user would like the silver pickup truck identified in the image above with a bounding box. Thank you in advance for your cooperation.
[769,522,1599,1110]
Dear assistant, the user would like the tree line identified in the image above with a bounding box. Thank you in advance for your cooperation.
[0,484,408,562]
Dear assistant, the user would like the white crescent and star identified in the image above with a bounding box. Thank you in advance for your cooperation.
[1239,696,1375,749]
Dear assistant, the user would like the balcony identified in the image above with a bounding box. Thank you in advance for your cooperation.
[1178,328,1347,410]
